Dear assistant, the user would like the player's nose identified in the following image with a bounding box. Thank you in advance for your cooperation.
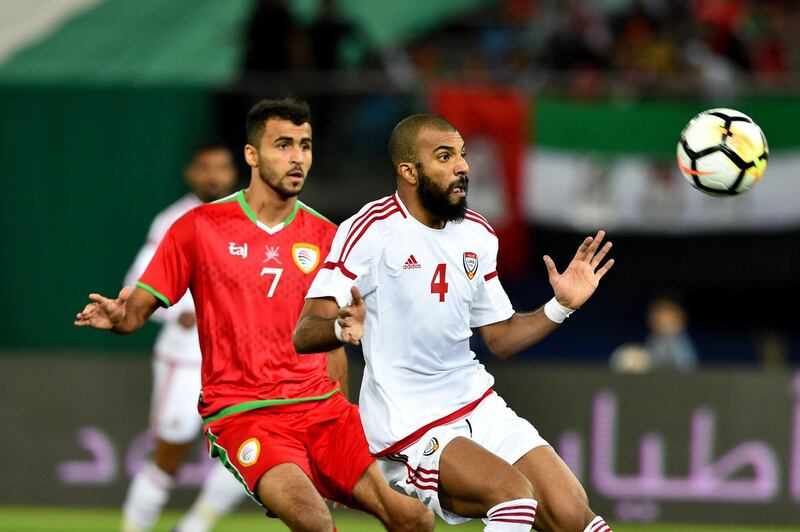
[290,146,307,164]
[454,155,469,176]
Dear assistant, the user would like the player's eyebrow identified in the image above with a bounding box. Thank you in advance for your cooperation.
[433,144,465,153]
[274,135,313,144]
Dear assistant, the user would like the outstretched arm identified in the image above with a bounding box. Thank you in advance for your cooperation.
[74,285,160,335]
[479,230,614,359]
[294,286,365,354]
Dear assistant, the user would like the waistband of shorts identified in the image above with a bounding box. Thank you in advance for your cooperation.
[373,387,494,457]
[201,387,340,426]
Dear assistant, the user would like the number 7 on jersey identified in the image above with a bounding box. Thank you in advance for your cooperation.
[260,267,283,297]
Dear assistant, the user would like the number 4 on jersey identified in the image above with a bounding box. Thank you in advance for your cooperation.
[431,263,448,302]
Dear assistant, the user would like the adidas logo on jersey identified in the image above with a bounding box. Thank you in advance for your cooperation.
[402,255,422,270]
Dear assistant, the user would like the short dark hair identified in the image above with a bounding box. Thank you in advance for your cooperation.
[187,139,232,163]
[388,114,457,170]
[246,97,311,146]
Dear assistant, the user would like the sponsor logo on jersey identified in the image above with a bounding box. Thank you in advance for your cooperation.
[237,437,261,467]
[228,242,248,259]
[263,245,282,264]
[463,252,478,279]
[292,243,320,274]
[423,437,439,456]
[403,254,421,270]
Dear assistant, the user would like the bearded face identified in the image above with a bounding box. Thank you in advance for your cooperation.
[416,164,469,223]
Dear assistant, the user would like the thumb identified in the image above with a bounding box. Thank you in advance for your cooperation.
[118,286,131,302]
[543,255,559,280]
[350,285,363,306]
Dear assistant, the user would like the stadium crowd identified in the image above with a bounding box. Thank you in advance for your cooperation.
[392,0,800,97]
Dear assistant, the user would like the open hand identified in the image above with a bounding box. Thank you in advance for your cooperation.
[337,286,365,345]
[543,230,614,310]
[74,286,130,330]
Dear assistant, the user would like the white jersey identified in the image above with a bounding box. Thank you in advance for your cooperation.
[307,193,514,454]
[125,193,202,363]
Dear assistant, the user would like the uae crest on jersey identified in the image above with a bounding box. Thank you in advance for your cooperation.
[292,243,320,274]
[463,251,478,280]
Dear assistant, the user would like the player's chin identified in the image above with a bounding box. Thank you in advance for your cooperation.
[279,182,304,197]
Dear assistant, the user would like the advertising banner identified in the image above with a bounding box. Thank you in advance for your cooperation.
[2,354,798,524]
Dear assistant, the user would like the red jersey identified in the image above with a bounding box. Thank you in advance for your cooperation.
[138,190,338,421]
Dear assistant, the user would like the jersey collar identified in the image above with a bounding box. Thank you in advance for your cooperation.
[394,191,451,233]
[235,190,301,233]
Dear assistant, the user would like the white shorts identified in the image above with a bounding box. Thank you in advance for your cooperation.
[149,356,202,443]
[378,392,549,524]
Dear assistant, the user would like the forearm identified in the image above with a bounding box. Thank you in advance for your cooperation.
[484,308,560,360]
[294,315,342,354]
[110,288,158,335]
[110,309,149,335]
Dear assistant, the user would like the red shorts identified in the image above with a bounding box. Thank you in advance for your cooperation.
[205,392,374,508]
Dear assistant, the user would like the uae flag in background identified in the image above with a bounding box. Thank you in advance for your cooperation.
[430,85,530,278]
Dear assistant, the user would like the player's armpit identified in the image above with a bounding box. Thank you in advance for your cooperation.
[294,297,341,354]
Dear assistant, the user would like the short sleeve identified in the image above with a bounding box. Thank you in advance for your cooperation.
[306,215,380,307]
[470,236,514,327]
[137,212,195,308]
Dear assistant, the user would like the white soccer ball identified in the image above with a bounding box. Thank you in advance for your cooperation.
[676,108,768,196]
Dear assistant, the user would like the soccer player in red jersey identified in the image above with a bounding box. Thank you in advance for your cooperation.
[75,98,433,532]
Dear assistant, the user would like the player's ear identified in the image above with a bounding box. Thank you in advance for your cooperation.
[244,144,259,168]
[397,162,417,186]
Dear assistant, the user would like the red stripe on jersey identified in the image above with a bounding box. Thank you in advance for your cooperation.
[489,505,537,515]
[321,261,357,280]
[409,477,438,491]
[341,208,401,264]
[374,388,495,457]
[491,518,535,525]
[490,510,537,519]
[338,197,395,261]
[392,193,408,218]
[464,213,496,235]
[484,271,498,281]
[466,208,490,224]
[591,521,610,532]
[385,454,439,479]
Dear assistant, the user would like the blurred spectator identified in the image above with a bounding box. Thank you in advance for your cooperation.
[242,0,310,72]
[644,294,699,372]
[610,343,653,373]
[309,0,356,70]
[396,0,800,96]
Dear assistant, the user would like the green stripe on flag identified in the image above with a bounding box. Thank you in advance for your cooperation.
[534,97,800,157]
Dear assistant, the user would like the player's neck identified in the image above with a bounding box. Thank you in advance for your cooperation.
[242,183,297,228]
[397,189,446,229]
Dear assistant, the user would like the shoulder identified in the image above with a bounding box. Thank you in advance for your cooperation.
[334,195,405,259]
[462,208,496,237]
[296,201,336,229]
[190,193,239,219]
[340,194,406,236]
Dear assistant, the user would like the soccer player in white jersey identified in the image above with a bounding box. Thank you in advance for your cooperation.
[121,142,245,532]
[295,115,615,532]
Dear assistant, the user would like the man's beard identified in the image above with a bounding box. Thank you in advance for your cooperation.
[417,169,468,223]
[259,166,302,198]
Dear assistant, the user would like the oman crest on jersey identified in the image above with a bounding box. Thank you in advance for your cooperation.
[292,243,320,274]
[463,251,478,280]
